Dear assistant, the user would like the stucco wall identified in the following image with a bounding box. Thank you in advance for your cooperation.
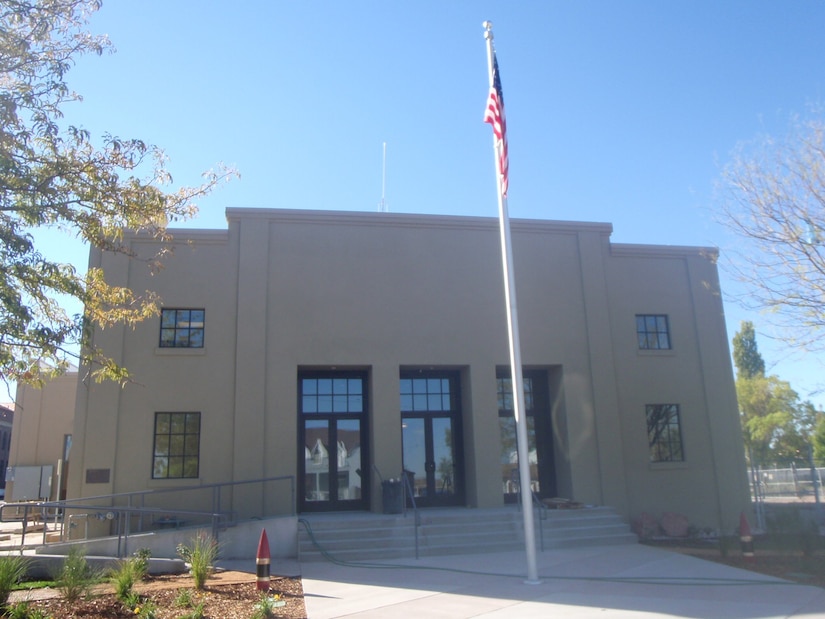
[65,208,750,532]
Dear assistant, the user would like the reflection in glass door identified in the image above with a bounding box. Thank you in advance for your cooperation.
[400,372,463,507]
[300,372,368,512]
[498,370,555,503]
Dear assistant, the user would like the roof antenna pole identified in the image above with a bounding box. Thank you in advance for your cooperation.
[378,142,388,212]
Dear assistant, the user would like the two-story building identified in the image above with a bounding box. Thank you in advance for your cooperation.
[61,208,749,533]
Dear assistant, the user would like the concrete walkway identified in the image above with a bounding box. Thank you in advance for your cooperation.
[290,544,825,618]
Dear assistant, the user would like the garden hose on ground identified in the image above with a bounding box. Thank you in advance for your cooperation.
[297,518,806,587]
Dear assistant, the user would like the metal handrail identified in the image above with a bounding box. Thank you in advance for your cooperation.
[0,475,296,556]
[43,474,296,516]
[516,487,548,552]
[401,471,420,559]
[531,490,547,552]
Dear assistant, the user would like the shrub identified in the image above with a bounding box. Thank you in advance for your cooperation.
[55,546,97,603]
[131,548,151,580]
[0,554,30,607]
[5,601,48,619]
[177,533,219,590]
[174,587,195,607]
[110,548,152,602]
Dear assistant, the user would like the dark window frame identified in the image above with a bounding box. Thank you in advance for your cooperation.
[636,314,671,350]
[298,370,370,512]
[646,403,684,462]
[152,412,201,479]
[159,308,205,349]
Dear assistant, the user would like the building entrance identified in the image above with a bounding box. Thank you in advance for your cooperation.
[400,371,464,507]
[498,369,556,503]
[299,371,369,512]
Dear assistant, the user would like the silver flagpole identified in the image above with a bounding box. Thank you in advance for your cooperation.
[483,20,539,585]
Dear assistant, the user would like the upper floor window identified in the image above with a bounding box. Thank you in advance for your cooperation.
[160,309,204,348]
[646,404,683,462]
[636,314,670,350]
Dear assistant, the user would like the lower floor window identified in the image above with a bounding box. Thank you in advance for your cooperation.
[153,412,201,478]
[646,404,683,462]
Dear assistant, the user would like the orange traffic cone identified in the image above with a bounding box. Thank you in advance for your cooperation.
[739,512,754,559]
[256,529,271,591]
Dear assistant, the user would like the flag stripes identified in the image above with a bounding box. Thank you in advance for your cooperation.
[484,52,509,196]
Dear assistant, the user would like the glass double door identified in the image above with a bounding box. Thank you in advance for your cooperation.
[498,369,555,503]
[400,372,463,507]
[300,372,369,512]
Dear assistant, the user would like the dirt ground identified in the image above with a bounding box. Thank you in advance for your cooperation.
[9,570,306,618]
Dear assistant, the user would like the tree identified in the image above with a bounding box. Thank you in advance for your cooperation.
[0,1,234,387]
[732,321,765,379]
[737,373,799,465]
[813,414,825,464]
[718,115,825,351]
[772,400,820,465]
[731,321,814,467]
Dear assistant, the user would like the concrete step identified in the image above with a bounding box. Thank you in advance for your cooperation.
[298,506,637,562]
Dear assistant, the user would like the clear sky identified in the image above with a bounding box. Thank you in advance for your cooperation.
[35,1,825,405]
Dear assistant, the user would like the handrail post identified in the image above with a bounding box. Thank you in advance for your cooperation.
[20,505,28,549]
[532,491,545,552]
[401,472,419,560]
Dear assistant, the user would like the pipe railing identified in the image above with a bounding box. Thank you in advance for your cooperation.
[0,475,296,556]
[400,471,420,559]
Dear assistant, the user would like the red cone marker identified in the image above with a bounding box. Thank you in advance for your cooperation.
[256,529,271,591]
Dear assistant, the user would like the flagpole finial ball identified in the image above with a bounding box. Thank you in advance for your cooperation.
[483,20,493,30]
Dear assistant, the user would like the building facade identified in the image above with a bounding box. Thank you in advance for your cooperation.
[65,208,750,533]
[7,371,75,501]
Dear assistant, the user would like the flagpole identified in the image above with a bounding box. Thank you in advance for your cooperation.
[483,20,540,585]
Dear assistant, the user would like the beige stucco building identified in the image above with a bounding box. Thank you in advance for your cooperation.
[8,371,75,501]
[62,208,749,534]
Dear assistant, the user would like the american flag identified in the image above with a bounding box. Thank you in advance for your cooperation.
[484,52,508,196]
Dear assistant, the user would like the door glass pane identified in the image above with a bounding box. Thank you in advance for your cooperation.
[337,419,362,501]
[499,416,538,497]
[304,420,330,503]
[402,418,427,497]
[432,417,455,498]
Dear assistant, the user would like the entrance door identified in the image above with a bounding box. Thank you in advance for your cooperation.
[498,369,555,503]
[299,372,369,512]
[401,372,463,507]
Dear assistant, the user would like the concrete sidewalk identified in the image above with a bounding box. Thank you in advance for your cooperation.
[294,544,825,618]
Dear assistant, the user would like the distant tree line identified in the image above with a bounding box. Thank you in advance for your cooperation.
[733,321,825,467]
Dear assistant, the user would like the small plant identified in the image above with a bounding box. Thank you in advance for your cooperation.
[110,548,152,602]
[131,548,151,580]
[176,600,206,619]
[177,533,219,589]
[123,590,142,611]
[133,598,157,618]
[174,587,195,607]
[5,601,48,619]
[251,592,286,619]
[110,560,137,602]
[173,587,206,618]
[0,554,30,607]
[55,545,97,603]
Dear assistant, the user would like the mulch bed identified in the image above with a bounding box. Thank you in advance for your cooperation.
[10,571,306,618]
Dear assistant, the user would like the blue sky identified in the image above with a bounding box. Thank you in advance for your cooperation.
[35,1,825,404]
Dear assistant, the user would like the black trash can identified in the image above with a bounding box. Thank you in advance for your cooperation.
[381,479,403,514]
